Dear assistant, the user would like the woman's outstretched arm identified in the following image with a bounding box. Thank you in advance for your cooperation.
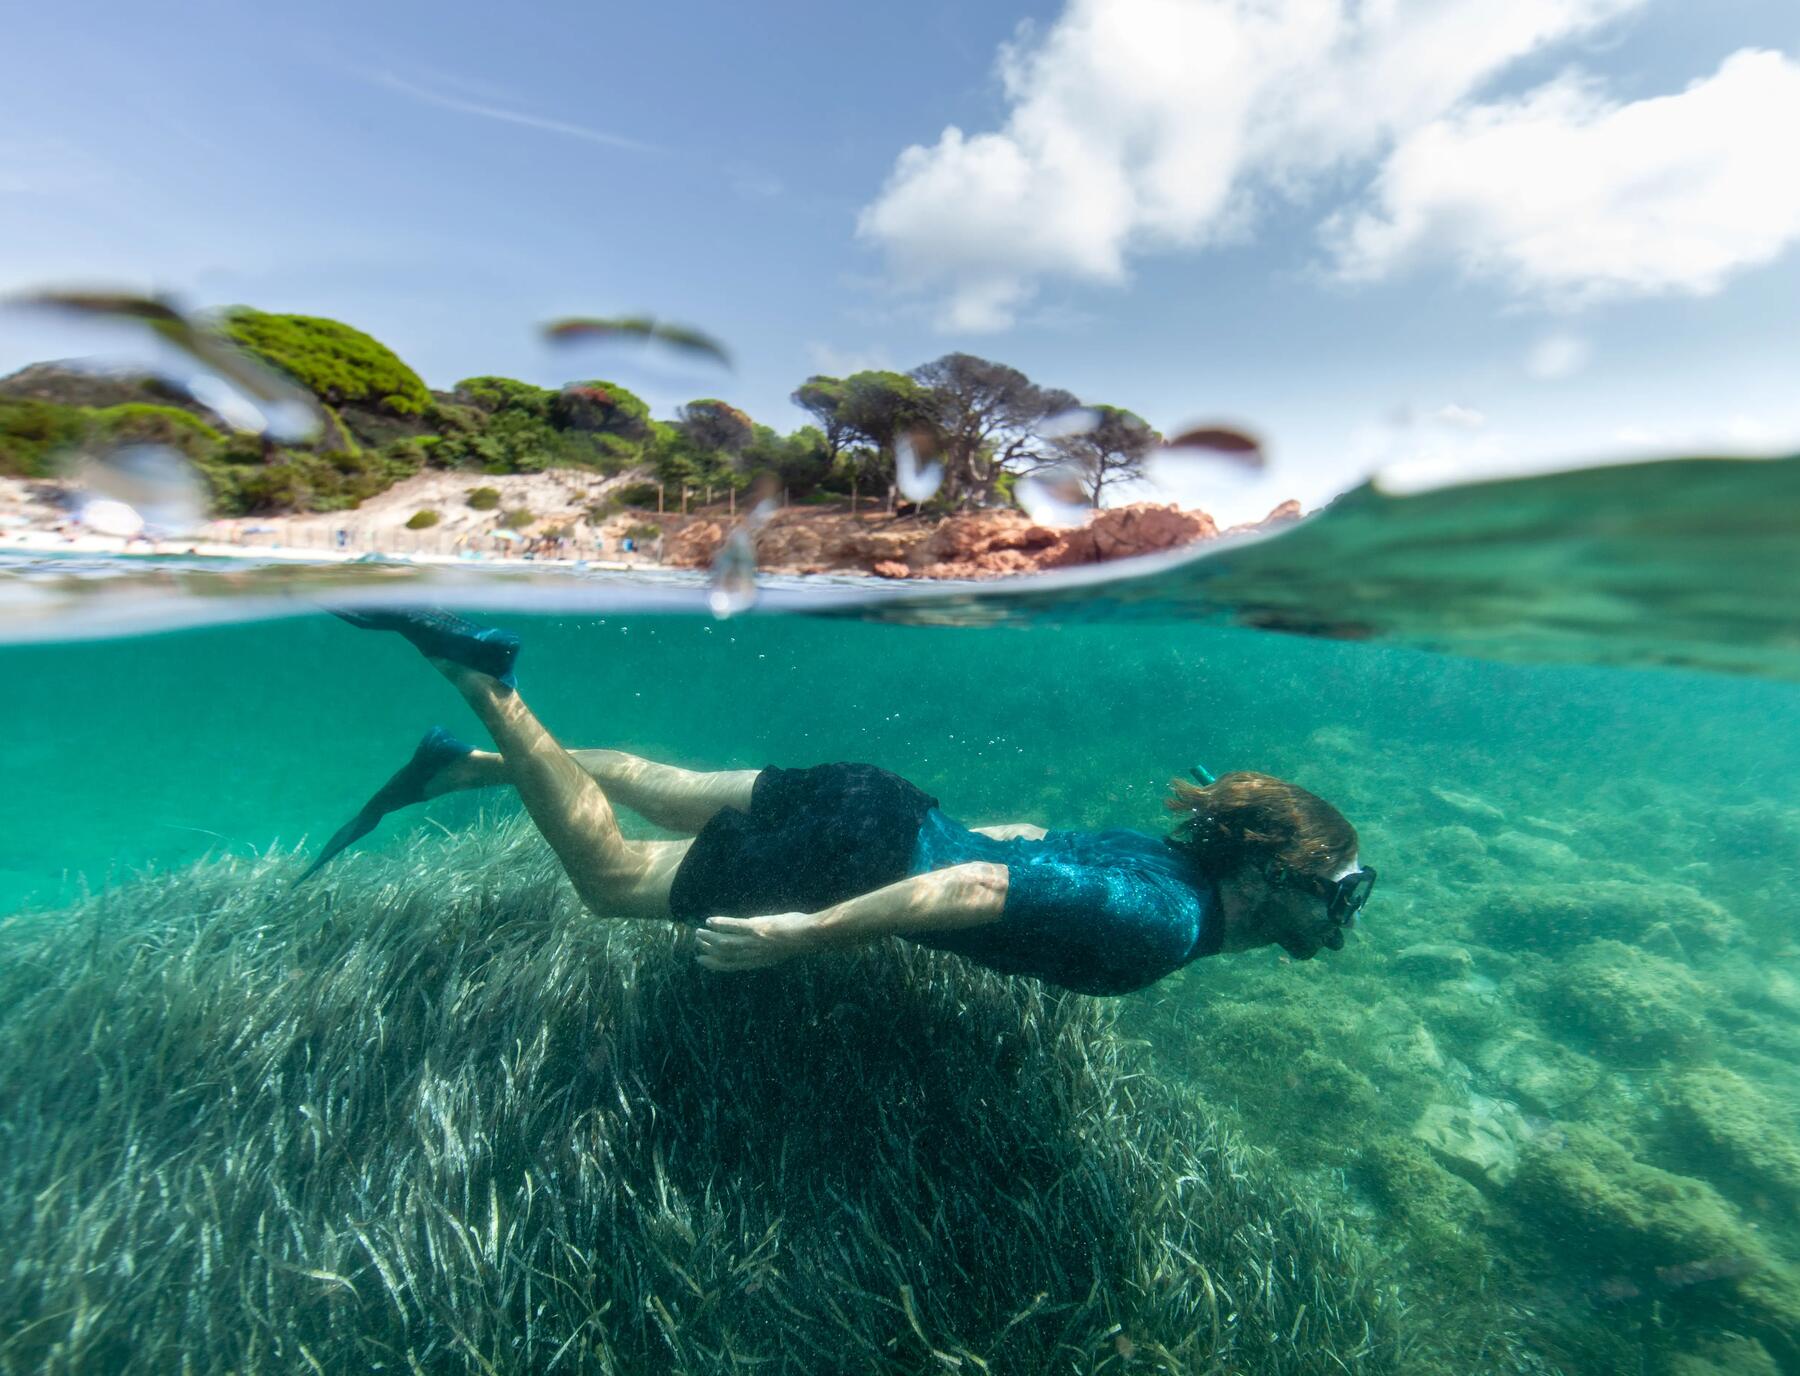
[694,862,1007,972]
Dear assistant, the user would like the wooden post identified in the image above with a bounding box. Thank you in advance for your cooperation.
[728,487,735,515]
[658,484,665,514]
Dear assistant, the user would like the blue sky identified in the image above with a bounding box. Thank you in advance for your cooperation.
[2,0,1797,520]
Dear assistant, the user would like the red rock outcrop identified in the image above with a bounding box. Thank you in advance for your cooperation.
[1040,503,1218,567]
[1225,499,1303,537]
[661,498,1302,579]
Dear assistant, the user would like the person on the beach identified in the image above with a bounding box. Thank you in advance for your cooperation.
[309,612,1375,994]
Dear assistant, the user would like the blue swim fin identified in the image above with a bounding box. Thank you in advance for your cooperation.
[296,726,475,884]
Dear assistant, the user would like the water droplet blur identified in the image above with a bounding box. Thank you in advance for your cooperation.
[76,497,145,539]
[72,443,207,536]
[1038,407,1100,441]
[543,315,732,370]
[895,433,943,504]
[1015,462,1091,526]
[706,478,780,619]
[8,287,322,443]
[1163,423,1265,468]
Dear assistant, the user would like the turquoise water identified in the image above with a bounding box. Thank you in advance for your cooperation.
[3,462,1800,1374]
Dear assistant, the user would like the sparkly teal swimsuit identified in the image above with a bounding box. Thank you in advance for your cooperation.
[905,808,1221,995]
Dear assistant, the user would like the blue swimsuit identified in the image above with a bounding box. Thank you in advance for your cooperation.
[905,808,1221,995]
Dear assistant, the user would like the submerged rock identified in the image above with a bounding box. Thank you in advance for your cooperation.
[1473,1031,1603,1117]
[1659,1068,1800,1208]
[1412,1091,1536,1188]
[1488,829,1581,871]
[1392,942,1475,982]
[1538,939,1711,1065]
[1665,1334,1781,1376]
[1507,1126,1800,1370]
[1475,879,1741,955]
[1427,786,1505,825]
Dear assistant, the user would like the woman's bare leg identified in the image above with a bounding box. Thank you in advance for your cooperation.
[431,661,686,920]
[433,750,756,834]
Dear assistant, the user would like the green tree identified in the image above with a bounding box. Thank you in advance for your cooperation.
[676,399,755,504]
[838,371,934,507]
[1043,405,1160,507]
[790,377,853,467]
[219,309,432,416]
[910,353,1077,506]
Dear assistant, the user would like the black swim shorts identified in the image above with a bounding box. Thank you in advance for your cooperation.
[667,762,939,922]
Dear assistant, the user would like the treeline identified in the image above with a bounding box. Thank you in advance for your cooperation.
[0,309,1161,516]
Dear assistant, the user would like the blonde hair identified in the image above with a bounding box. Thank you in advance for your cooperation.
[1164,771,1357,878]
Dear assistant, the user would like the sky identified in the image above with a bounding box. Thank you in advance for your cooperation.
[2,0,1798,521]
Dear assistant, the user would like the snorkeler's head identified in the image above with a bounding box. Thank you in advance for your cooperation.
[1164,771,1367,959]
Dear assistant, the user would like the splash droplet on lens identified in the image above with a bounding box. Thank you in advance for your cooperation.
[76,497,145,538]
[1015,462,1091,526]
[706,477,780,618]
[543,315,732,370]
[73,443,207,535]
[895,433,943,504]
[8,287,323,443]
[1039,407,1100,441]
[1163,423,1265,468]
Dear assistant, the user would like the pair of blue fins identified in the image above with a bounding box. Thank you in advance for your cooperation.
[295,608,521,884]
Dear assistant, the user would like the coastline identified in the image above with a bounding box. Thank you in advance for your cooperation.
[1,466,1303,579]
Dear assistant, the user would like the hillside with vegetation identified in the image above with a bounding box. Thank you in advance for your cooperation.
[0,308,1165,524]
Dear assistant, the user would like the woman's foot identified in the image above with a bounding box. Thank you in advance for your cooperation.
[296,726,476,882]
[693,912,823,971]
[332,607,520,686]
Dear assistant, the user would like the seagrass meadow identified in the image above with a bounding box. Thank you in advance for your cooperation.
[0,826,1404,1375]
[2,594,1798,1375]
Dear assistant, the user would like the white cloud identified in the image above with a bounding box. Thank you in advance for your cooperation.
[857,0,1647,329]
[1525,331,1593,380]
[1330,50,1800,301]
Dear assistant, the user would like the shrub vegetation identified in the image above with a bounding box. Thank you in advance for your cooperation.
[219,309,433,415]
[405,509,440,530]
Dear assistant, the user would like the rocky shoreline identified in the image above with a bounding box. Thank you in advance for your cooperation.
[1,463,1303,579]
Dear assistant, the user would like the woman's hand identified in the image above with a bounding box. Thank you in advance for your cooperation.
[694,911,822,972]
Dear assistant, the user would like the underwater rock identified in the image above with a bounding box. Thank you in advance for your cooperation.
[1475,879,1740,955]
[1392,942,1475,982]
[1427,786,1505,825]
[1538,939,1711,1065]
[1418,822,1490,869]
[1658,1068,1800,1208]
[1356,1134,1493,1288]
[1664,1335,1782,1376]
[1507,1126,1800,1369]
[1488,829,1581,871]
[1473,1031,1603,1117]
[1412,1091,1535,1188]
[1747,966,1800,1020]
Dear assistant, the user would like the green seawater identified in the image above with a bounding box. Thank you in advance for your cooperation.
[3,461,1800,1375]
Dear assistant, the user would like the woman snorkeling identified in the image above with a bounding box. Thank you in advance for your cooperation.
[311,610,1376,995]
